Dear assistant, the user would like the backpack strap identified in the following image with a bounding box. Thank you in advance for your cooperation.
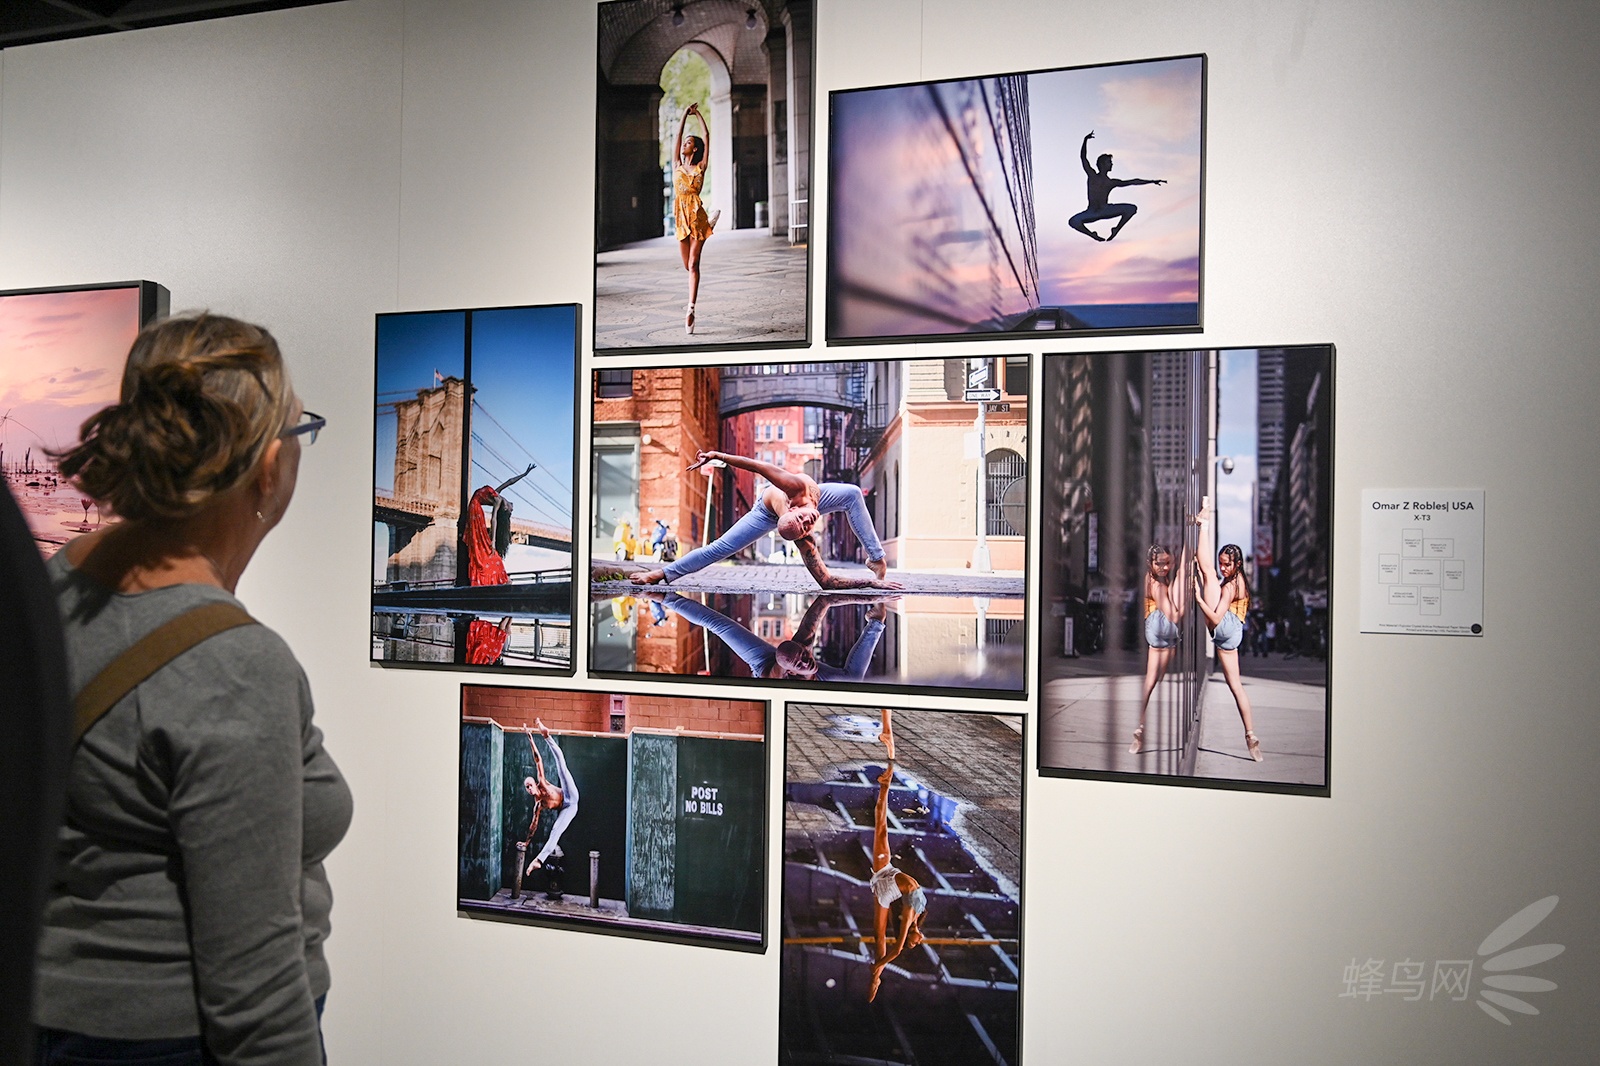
[73,602,257,744]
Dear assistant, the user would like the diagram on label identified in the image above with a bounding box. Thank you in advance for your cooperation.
[1361,489,1484,636]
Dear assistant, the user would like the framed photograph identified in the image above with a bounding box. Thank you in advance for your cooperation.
[458,684,767,950]
[828,54,1204,344]
[780,701,1023,1065]
[1037,346,1333,793]
[370,303,579,671]
[593,0,813,353]
[588,356,1030,697]
[0,281,168,557]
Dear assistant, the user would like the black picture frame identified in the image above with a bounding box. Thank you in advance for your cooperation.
[457,682,769,952]
[826,53,1205,346]
[592,0,816,355]
[0,280,168,557]
[369,302,581,674]
[585,353,1033,700]
[1035,344,1334,795]
[779,700,1026,1064]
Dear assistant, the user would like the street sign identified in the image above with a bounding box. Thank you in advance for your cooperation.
[967,362,990,388]
[986,402,1011,412]
[963,388,1001,402]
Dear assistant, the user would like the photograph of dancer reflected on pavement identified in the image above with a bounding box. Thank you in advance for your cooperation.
[1037,346,1332,792]
[780,702,1023,1064]
[589,357,1032,695]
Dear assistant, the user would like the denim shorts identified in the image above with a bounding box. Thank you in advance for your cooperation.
[1214,610,1244,651]
[1144,609,1179,649]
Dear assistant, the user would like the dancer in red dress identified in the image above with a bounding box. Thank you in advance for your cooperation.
[461,464,533,587]
[465,617,511,665]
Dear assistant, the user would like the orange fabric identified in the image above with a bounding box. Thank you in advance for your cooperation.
[464,486,508,586]
[673,161,712,242]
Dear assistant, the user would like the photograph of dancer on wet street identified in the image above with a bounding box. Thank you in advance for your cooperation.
[589,356,1031,696]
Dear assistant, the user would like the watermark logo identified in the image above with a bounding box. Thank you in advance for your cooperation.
[1339,896,1564,1026]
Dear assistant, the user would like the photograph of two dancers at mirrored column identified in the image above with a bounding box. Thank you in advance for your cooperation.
[1037,346,1331,789]
[590,357,1031,694]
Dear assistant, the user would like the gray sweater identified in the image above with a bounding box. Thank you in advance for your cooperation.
[34,550,352,1065]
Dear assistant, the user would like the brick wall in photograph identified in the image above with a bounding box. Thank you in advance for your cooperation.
[461,688,763,739]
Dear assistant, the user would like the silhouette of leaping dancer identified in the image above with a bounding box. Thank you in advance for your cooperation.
[1067,131,1166,242]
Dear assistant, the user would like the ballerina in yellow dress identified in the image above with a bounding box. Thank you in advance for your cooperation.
[673,103,720,335]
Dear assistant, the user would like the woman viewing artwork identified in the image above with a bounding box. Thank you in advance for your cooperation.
[1193,508,1263,762]
[32,313,350,1065]
[673,103,721,335]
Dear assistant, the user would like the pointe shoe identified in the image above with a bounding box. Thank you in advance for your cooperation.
[685,302,696,335]
[1128,726,1144,754]
[1245,731,1263,762]
[707,209,721,233]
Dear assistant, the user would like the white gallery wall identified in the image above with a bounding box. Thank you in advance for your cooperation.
[3,0,1598,1062]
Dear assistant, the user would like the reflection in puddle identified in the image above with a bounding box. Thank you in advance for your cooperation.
[591,591,1023,692]
[372,610,571,667]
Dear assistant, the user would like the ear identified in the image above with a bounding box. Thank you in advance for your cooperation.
[255,437,285,503]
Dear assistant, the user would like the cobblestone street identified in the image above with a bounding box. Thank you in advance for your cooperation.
[786,702,1024,892]
[594,229,807,349]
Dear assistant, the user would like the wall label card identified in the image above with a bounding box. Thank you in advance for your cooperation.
[1360,489,1484,636]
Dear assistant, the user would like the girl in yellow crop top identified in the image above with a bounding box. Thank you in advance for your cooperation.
[1194,508,1262,761]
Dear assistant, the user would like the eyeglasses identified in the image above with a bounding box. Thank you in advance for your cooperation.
[281,410,326,445]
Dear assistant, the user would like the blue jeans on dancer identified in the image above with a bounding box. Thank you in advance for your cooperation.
[662,593,884,682]
[662,483,884,583]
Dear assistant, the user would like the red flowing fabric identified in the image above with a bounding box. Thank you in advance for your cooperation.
[466,619,509,665]
[463,486,508,586]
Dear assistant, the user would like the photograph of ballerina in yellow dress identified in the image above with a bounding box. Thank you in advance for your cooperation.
[672,103,719,336]
[592,1,812,352]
